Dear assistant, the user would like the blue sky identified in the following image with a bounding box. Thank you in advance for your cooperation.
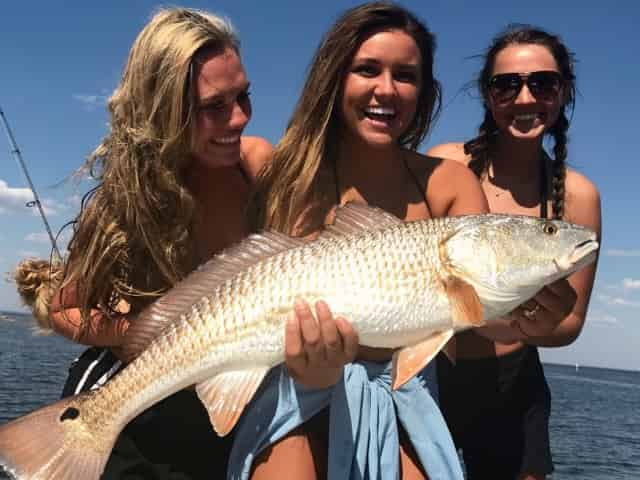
[1,1,638,370]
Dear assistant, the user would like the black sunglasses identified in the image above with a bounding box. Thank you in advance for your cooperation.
[487,71,563,104]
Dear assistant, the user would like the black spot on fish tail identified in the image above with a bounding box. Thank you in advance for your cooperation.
[59,407,80,422]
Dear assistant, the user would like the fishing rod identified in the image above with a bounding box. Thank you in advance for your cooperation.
[0,106,62,263]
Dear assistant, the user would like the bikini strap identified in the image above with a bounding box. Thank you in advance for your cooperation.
[402,152,432,218]
[540,151,551,220]
[332,152,433,218]
[237,164,250,185]
[333,160,340,204]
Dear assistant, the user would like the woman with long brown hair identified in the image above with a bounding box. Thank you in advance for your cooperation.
[234,2,489,479]
[428,25,601,479]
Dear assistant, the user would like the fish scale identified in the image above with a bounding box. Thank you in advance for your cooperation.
[0,205,599,480]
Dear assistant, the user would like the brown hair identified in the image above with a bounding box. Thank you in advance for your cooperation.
[250,1,441,233]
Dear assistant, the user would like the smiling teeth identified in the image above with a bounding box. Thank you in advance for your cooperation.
[514,114,537,121]
[365,106,395,116]
[214,136,240,144]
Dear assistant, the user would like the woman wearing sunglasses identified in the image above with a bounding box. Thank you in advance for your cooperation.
[428,26,601,479]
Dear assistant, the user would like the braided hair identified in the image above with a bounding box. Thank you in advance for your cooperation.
[464,25,576,219]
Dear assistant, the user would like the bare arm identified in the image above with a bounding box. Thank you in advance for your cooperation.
[49,283,130,349]
[515,173,602,346]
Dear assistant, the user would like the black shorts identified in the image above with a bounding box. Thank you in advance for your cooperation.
[63,347,234,480]
[436,345,553,479]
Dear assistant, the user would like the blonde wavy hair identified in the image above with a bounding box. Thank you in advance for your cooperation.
[249,2,441,234]
[14,259,64,329]
[15,8,240,331]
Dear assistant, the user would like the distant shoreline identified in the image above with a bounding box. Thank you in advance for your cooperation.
[542,362,640,374]
[0,309,30,317]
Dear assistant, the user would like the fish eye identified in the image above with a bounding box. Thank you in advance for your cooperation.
[542,222,558,235]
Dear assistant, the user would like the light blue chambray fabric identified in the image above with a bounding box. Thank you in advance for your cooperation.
[227,361,463,480]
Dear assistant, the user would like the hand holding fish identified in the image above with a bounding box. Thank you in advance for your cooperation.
[511,279,578,338]
[285,299,359,389]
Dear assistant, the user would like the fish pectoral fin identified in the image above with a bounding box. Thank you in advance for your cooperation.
[196,366,270,436]
[444,276,485,328]
[391,330,454,390]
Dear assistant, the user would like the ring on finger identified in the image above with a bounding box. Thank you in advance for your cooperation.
[523,303,541,320]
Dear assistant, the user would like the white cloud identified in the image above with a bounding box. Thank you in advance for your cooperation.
[24,230,71,256]
[0,179,34,214]
[588,310,619,325]
[605,249,640,257]
[67,194,82,208]
[623,278,640,290]
[597,294,640,308]
[37,197,70,216]
[72,93,108,110]
[25,232,51,244]
[0,179,67,217]
[603,278,640,292]
[17,250,41,259]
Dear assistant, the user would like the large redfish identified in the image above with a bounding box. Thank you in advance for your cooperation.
[0,204,598,479]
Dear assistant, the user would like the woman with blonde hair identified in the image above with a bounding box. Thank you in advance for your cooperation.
[15,7,274,478]
[234,2,489,479]
[428,25,601,479]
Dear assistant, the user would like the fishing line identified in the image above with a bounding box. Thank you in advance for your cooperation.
[0,106,62,262]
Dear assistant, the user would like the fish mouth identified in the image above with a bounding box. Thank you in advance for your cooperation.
[555,238,599,272]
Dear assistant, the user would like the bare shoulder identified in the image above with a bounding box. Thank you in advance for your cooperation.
[425,142,470,165]
[240,136,273,180]
[565,168,600,201]
[564,168,601,232]
[406,151,488,216]
[431,155,477,182]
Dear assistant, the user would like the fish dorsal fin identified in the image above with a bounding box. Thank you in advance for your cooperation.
[122,232,305,362]
[319,202,402,241]
[391,330,454,390]
[443,276,484,329]
[195,366,270,436]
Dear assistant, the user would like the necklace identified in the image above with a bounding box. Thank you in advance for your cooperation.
[483,151,550,218]
[488,184,510,198]
[484,175,530,198]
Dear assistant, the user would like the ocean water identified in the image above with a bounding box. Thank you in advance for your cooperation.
[1,311,639,479]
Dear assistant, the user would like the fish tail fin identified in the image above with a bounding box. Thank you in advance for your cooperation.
[0,396,116,480]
